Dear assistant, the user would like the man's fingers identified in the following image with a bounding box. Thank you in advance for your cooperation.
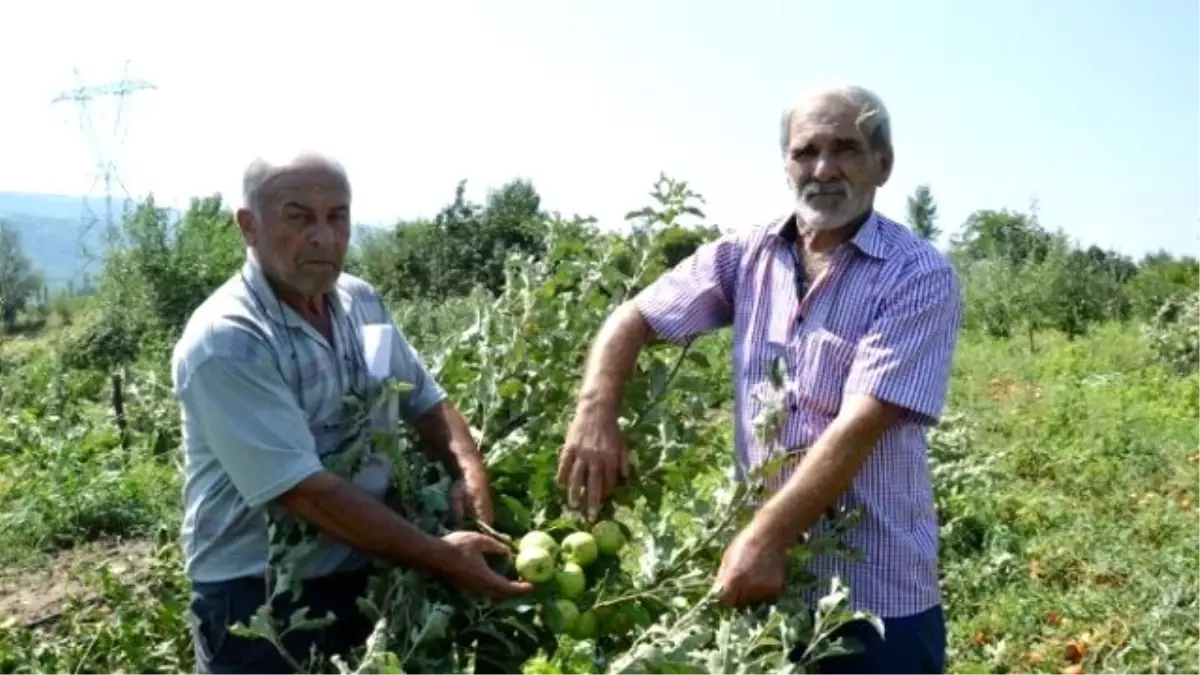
[714,578,737,607]
[556,448,575,489]
[449,483,466,524]
[494,578,534,598]
[587,463,605,521]
[473,534,512,557]
[601,447,619,504]
[473,498,495,526]
[568,459,588,510]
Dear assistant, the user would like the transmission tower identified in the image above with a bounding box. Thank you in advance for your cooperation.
[50,60,157,278]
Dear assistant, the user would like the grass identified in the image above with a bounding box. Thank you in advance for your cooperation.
[938,324,1199,674]
[0,319,1196,673]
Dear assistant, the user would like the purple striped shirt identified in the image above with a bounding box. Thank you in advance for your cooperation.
[634,211,963,618]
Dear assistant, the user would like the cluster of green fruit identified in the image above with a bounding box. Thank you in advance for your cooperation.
[513,521,626,639]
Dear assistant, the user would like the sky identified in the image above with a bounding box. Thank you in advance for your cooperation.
[2,0,1197,260]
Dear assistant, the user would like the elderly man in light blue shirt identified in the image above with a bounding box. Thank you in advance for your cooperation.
[172,150,530,674]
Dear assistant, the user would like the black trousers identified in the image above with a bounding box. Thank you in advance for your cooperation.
[188,568,373,674]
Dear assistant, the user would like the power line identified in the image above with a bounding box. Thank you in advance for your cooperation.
[50,60,157,282]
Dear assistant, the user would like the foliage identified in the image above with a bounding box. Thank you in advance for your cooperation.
[1127,252,1200,320]
[905,183,940,242]
[230,198,878,673]
[1142,290,1199,377]
[0,219,45,333]
[0,171,1198,675]
[57,194,244,372]
[951,206,1180,349]
[351,179,547,302]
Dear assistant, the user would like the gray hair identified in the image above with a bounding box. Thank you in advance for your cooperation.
[241,150,350,215]
[779,85,892,156]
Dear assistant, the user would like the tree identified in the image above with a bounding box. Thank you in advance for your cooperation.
[357,178,548,303]
[951,208,1051,268]
[0,219,44,333]
[905,183,940,242]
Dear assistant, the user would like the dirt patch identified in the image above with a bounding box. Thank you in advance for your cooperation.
[0,537,157,628]
[986,376,1044,404]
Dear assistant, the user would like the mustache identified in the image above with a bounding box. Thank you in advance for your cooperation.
[799,181,849,197]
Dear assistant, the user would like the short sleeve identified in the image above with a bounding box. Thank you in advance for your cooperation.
[177,355,325,509]
[392,327,447,423]
[633,232,745,345]
[843,262,964,426]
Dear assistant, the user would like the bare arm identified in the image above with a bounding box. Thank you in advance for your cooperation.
[560,233,743,519]
[749,261,963,543]
[413,399,485,478]
[576,301,654,417]
[751,394,900,541]
[278,472,458,570]
[412,399,494,524]
[176,336,527,599]
[556,301,653,519]
[276,472,526,597]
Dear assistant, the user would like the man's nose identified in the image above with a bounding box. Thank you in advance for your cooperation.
[812,153,841,182]
[308,219,336,247]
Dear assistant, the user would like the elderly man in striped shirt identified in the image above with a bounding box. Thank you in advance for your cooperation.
[557,85,963,673]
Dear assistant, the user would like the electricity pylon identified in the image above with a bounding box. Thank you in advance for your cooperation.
[50,60,157,276]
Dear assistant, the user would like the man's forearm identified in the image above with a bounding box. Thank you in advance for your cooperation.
[753,394,899,542]
[414,400,486,480]
[277,471,470,579]
[577,301,652,416]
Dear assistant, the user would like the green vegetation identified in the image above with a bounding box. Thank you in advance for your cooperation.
[0,176,1195,674]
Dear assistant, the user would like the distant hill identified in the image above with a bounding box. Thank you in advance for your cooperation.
[0,191,156,289]
[0,191,385,290]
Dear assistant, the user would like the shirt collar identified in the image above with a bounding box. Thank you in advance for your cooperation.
[772,210,889,260]
[241,251,349,328]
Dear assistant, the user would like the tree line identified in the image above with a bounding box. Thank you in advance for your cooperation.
[0,175,1195,369]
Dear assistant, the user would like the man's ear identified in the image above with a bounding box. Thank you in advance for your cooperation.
[875,150,894,187]
[235,208,256,245]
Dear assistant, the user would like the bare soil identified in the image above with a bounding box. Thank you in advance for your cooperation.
[0,537,156,629]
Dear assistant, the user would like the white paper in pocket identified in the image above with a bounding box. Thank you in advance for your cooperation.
[360,324,395,380]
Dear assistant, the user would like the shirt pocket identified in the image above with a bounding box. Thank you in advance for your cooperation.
[794,328,858,417]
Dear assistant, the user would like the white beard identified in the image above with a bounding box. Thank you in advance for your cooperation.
[792,181,875,232]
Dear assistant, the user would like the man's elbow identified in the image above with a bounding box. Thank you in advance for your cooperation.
[609,300,654,345]
[275,471,343,517]
[838,394,904,440]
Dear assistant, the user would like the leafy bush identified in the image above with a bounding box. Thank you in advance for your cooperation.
[1143,291,1199,376]
[235,210,875,674]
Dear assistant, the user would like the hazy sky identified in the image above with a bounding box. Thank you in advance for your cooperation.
[3,0,1197,259]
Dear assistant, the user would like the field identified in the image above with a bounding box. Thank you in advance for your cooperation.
[0,179,1197,674]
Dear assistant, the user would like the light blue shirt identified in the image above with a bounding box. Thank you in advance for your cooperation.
[171,253,446,583]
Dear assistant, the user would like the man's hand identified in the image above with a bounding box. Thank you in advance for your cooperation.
[449,472,495,526]
[557,407,629,520]
[442,531,532,599]
[713,519,790,607]
[414,401,495,525]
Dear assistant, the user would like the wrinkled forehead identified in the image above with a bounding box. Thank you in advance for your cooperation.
[258,166,351,209]
[787,96,869,147]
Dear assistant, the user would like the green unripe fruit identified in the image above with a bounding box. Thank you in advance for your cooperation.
[515,547,555,583]
[570,609,598,640]
[555,562,587,599]
[561,532,599,567]
[519,531,559,558]
[591,520,625,555]
[543,598,580,634]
